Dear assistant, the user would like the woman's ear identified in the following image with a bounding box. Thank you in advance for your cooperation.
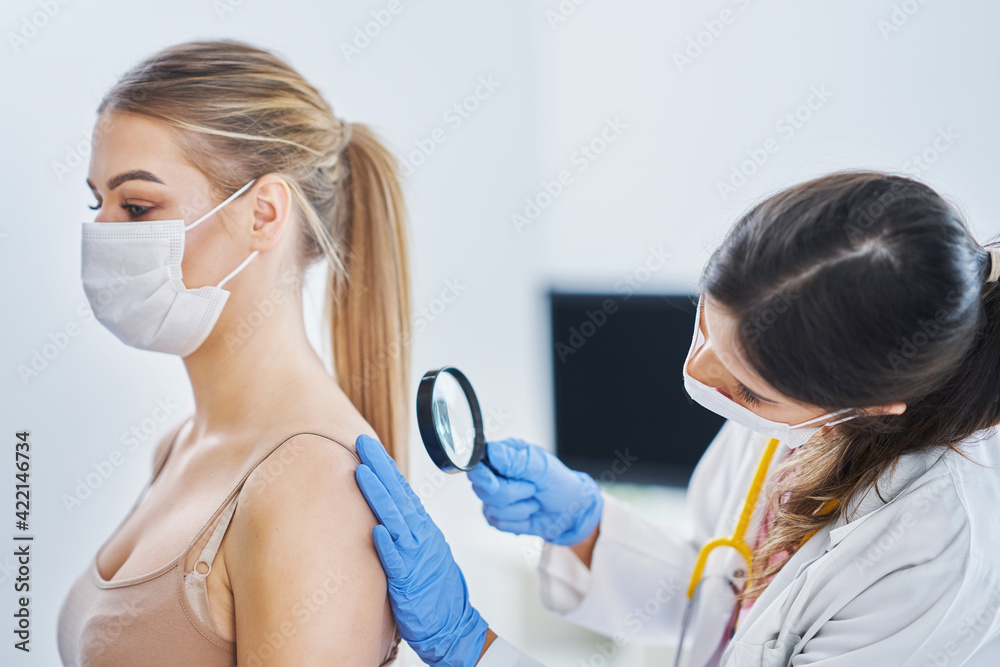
[247,174,293,252]
[863,402,907,416]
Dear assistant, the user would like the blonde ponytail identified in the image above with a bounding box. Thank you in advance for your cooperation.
[97,39,412,474]
[329,124,411,475]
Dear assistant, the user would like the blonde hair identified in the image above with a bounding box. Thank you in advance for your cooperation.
[99,39,411,472]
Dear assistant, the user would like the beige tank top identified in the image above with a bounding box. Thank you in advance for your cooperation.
[57,422,400,666]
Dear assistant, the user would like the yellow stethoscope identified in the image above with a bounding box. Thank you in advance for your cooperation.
[672,436,780,667]
[672,436,833,666]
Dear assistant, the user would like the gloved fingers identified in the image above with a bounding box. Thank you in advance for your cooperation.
[359,433,428,519]
[398,469,428,519]
[469,476,537,507]
[574,472,603,501]
[356,434,419,520]
[466,461,500,494]
[486,439,550,481]
[356,434,429,519]
[483,498,540,521]
[356,464,415,549]
[372,524,407,580]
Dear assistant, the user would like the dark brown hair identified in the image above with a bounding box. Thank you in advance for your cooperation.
[699,170,1000,599]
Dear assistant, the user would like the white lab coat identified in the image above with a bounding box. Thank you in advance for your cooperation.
[478,419,1000,666]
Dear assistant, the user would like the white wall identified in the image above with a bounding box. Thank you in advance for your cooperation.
[2,1,999,665]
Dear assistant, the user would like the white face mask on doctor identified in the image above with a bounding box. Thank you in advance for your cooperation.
[81,178,258,357]
[682,294,860,449]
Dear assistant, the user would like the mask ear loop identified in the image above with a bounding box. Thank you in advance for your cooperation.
[181,179,260,289]
[216,250,259,288]
[794,407,860,430]
[821,410,861,429]
[183,178,258,232]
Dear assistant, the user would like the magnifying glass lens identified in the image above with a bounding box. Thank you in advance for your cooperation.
[431,372,476,468]
[417,366,487,473]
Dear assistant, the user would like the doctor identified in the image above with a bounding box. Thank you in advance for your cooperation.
[355,171,1000,666]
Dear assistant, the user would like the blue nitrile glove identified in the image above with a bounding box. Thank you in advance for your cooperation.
[467,438,603,546]
[355,434,489,667]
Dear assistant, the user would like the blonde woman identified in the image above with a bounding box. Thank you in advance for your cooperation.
[58,40,409,665]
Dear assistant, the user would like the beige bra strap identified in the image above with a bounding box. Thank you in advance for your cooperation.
[190,432,358,574]
[193,494,239,575]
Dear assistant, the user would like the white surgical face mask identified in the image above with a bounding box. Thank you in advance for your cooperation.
[682,295,859,448]
[81,178,258,357]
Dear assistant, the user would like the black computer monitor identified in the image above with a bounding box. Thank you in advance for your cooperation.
[550,292,726,487]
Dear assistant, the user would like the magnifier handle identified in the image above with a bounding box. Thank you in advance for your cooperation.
[481,449,506,478]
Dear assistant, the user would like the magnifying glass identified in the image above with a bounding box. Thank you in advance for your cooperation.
[416,366,499,475]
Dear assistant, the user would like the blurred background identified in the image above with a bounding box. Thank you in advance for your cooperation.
[3,0,999,664]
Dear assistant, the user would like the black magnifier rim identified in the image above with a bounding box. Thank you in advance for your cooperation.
[416,366,485,473]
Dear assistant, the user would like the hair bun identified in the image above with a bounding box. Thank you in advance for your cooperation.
[987,248,1000,283]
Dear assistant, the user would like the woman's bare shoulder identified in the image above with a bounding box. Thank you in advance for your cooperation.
[223,428,392,663]
[236,427,378,533]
